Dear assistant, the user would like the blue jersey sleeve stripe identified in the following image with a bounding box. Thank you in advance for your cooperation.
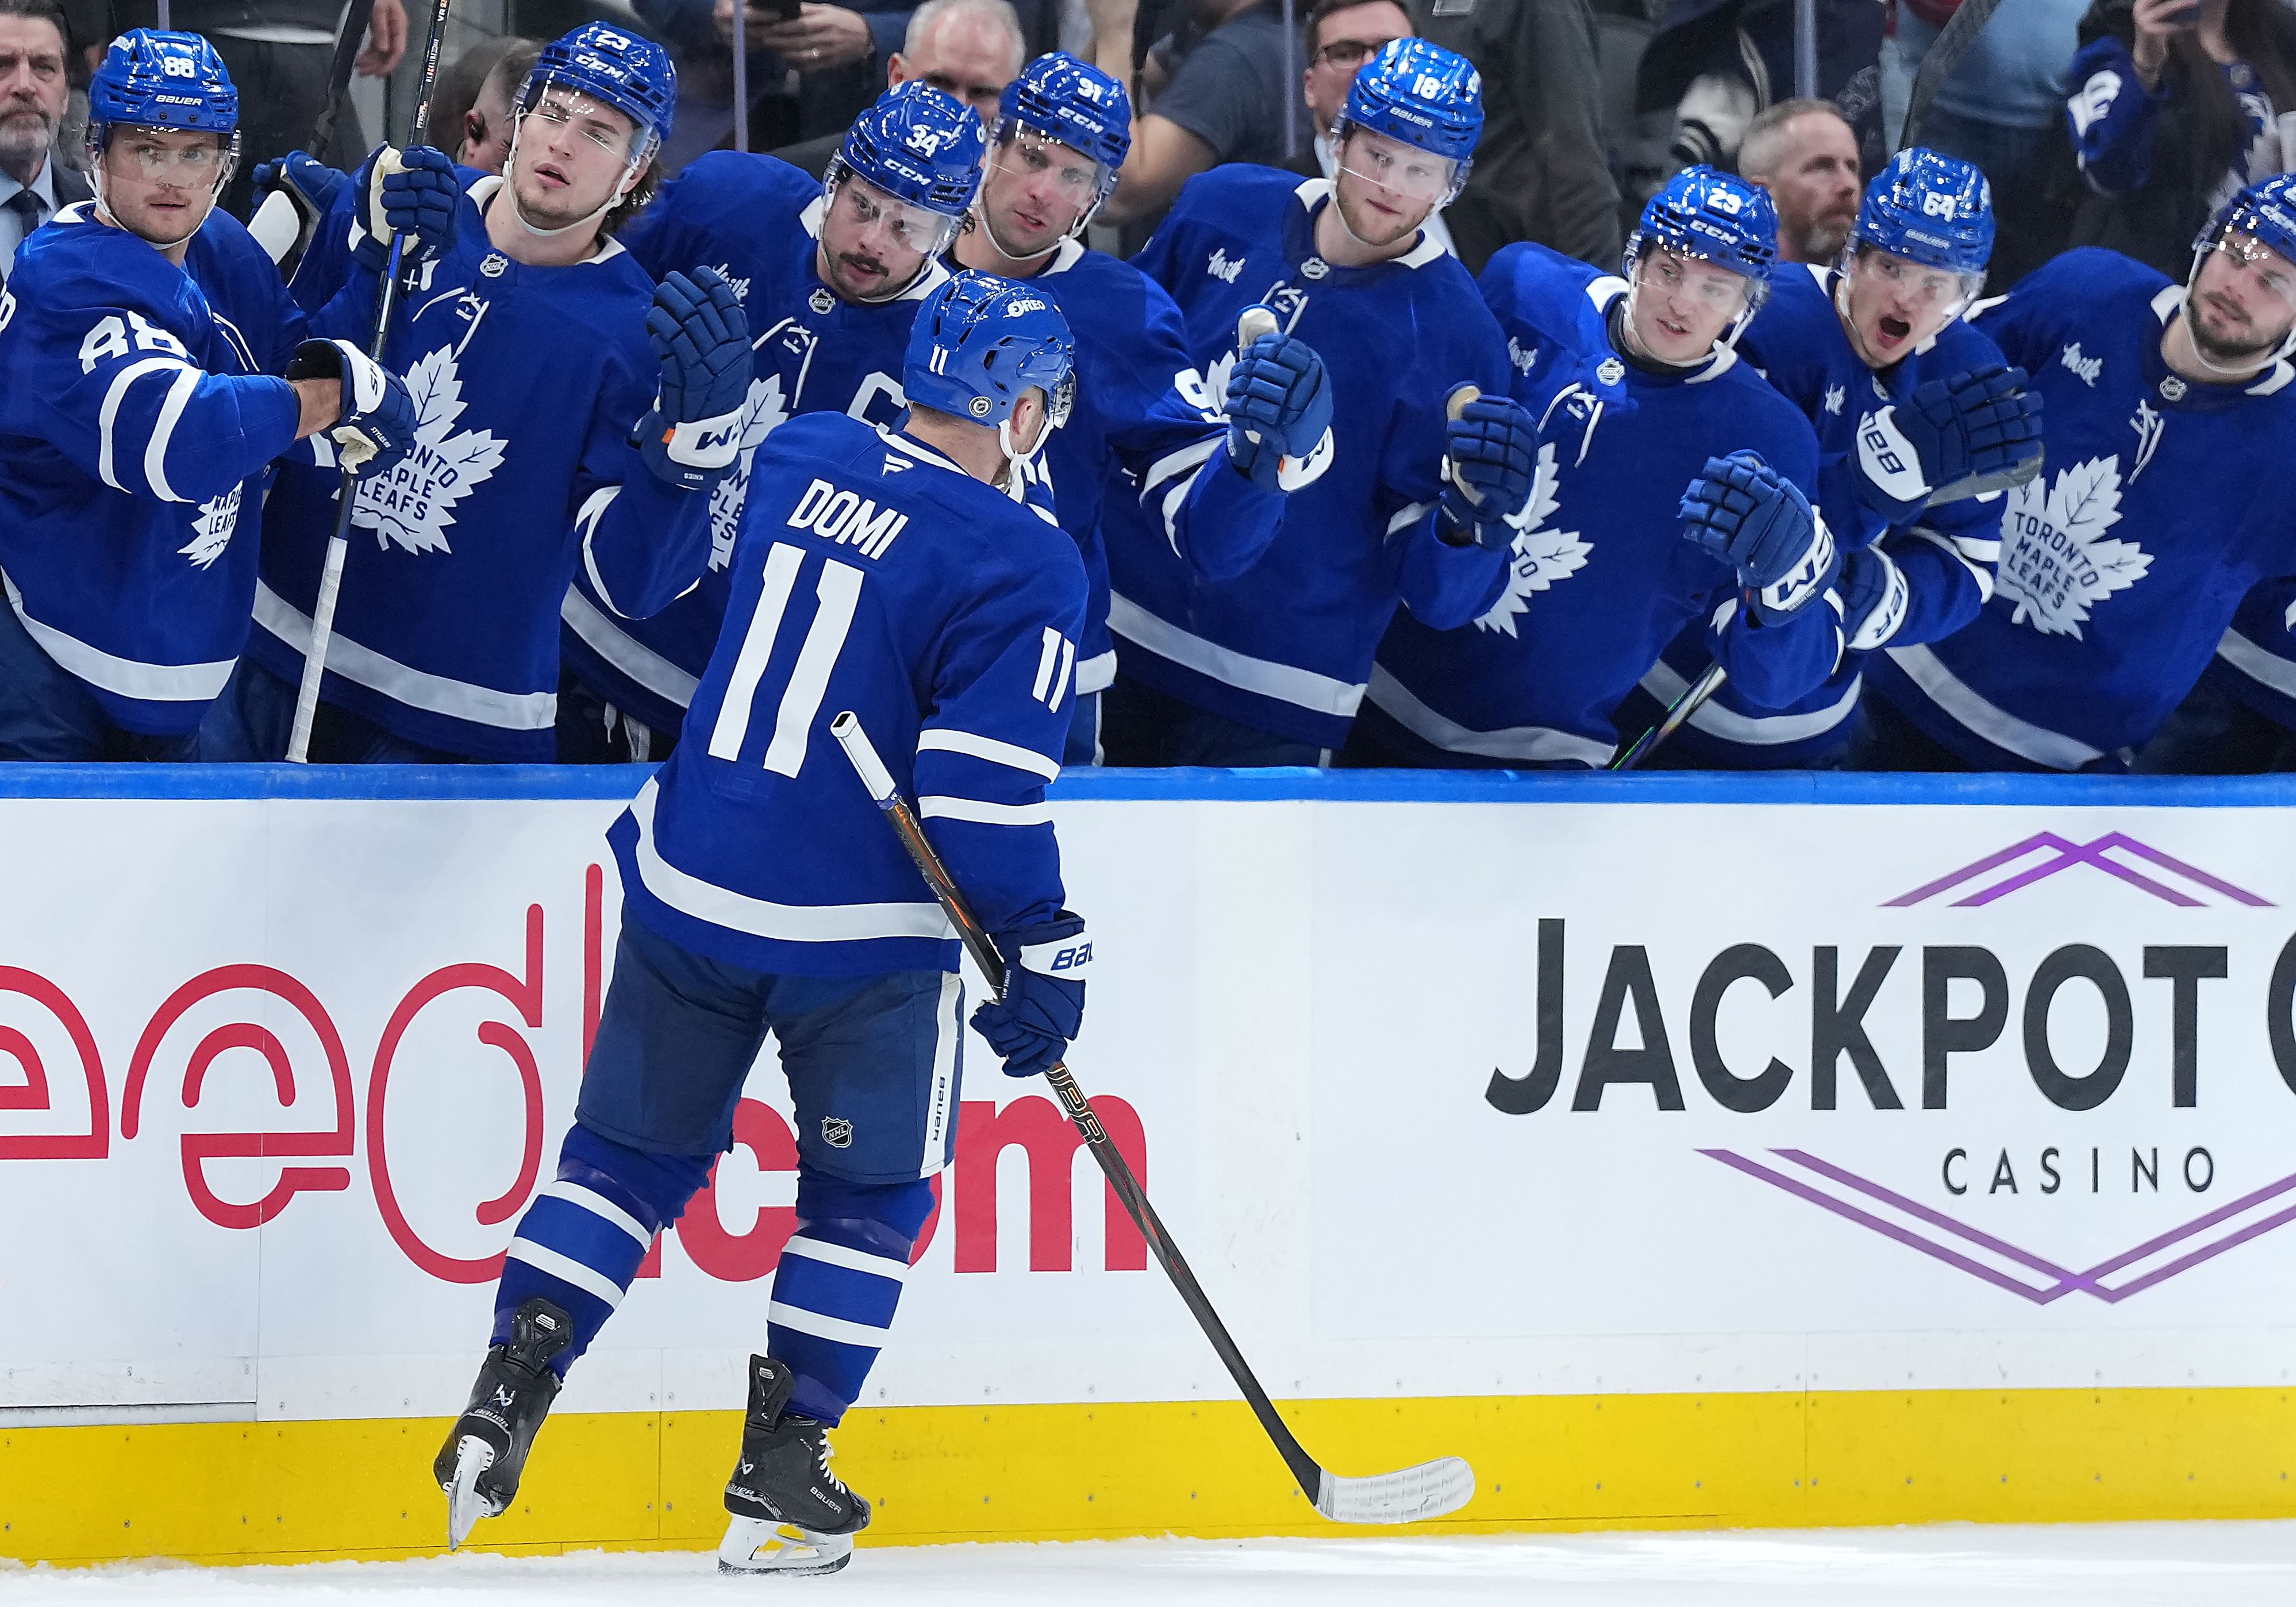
[1143,436,1222,493]
[916,727,1061,780]
[97,357,198,496]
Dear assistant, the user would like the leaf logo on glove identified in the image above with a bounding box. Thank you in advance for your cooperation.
[351,346,507,557]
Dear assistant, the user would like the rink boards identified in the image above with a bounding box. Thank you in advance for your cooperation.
[7,765,2296,1563]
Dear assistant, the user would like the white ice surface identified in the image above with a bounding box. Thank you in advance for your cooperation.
[7,1523,2296,1605]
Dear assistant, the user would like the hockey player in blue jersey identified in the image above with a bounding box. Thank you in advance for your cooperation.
[1101,38,1547,765]
[1862,174,2296,771]
[2133,573,2296,771]
[0,30,416,761]
[434,272,1089,1575]
[204,25,749,764]
[1353,169,1844,768]
[556,80,987,762]
[949,53,1330,764]
[1622,148,2044,768]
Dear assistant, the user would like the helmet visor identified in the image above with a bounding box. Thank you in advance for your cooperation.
[1848,245,1981,319]
[989,125,1113,231]
[1632,241,1760,316]
[519,78,655,164]
[1336,124,1460,205]
[826,161,965,259]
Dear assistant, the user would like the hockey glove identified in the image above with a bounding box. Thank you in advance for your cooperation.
[351,144,461,271]
[248,149,347,270]
[970,913,1091,1079]
[1836,543,1910,653]
[287,338,419,477]
[1438,386,1540,551]
[1224,321,1333,492]
[1680,450,1839,624]
[634,266,752,493]
[1856,363,2044,517]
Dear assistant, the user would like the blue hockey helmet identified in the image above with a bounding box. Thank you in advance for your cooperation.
[89,30,237,136]
[2187,172,2296,363]
[521,23,678,157]
[1338,37,1482,176]
[834,80,987,221]
[903,270,1076,442]
[1627,165,1779,291]
[996,53,1131,192]
[1851,147,1994,277]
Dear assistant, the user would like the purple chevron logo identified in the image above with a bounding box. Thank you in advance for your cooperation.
[1703,1149,2296,1304]
[1884,831,2274,910]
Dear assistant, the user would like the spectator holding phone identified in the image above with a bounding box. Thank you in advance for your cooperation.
[2066,0,2296,278]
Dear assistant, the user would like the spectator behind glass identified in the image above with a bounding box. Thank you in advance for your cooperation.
[1278,0,1456,253]
[1101,0,1296,227]
[1739,97,1860,263]
[1418,0,1621,272]
[0,0,86,288]
[428,34,541,175]
[768,0,1026,178]
[2065,0,2296,279]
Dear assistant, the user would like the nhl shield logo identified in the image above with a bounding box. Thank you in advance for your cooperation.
[809,287,836,315]
[1301,256,1330,280]
[822,1117,855,1149]
[480,252,508,278]
[1596,356,1625,387]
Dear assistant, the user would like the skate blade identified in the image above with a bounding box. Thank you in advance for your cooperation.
[717,1514,855,1577]
[444,1436,498,1551]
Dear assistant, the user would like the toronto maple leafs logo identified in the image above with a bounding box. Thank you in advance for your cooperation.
[179,483,241,569]
[707,373,792,571]
[1473,444,1589,635]
[1997,456,2152,639]
[352,346,506,555]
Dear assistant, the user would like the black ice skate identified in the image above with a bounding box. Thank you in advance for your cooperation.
[434,1297,572,1550]
[718,1354,871,1577]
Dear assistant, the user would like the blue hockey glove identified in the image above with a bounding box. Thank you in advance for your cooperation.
[634,265,752,492]
[286,338,419,477]
[249,149,347,269]
[351,144,461,270]
[970,914,1091,1079]
[1438,386,1540,551]
[1836,544,1910,653]
[1856,363,2044,515]
[1224,321,1333,492]
[1680,450,1839,623]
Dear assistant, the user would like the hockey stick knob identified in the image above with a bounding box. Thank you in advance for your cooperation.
[1234,305,1281,446]
[830,711,899,806]
[1443,381,1484,507]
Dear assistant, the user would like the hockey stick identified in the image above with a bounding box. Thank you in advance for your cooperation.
[731,3,749,153]
[1899,0,2012,151]
[1612,660,1726,770]
[285,0,455,764]
[248,0,377,269]
[829,711,1475,1526]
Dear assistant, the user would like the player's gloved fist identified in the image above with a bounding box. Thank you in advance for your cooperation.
[970,913,1091,1079]
[1835,543,1910,653]
[249,149,347,269]
[1438,387,1540,550]
[1680,449,1839,623]
[635,265,752,492]
[287,338,419,477]
[1857,363,2044,515]
[351,144,461,269]
[1224,318,1333,492]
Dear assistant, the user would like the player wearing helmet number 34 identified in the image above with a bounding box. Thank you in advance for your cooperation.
[0,29,417,761]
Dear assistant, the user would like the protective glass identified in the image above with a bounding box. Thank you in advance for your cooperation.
[990,127,1110,223]
[1336,125,1459,205]
[103,129,230,184]
[828,166,963,258]
[519,81,653,163]
[1851,247,1980,317]
[1045,368,1075,429]
[1634,246,1755,316]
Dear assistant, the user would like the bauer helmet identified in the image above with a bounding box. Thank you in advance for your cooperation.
[1851,147,1994,278]
[521,22,678,160]
[833,80,987,226]
[904,270,1076,446]
[1334,37,1480,207]
[85,31,241,240]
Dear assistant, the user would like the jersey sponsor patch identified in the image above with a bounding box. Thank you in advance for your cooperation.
[2060,341,2103,387]
[1998,455,2151,639]
[351,345,507,556]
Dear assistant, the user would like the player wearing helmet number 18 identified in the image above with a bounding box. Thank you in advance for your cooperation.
[0,29,416,761]
[435,271,1089,1577]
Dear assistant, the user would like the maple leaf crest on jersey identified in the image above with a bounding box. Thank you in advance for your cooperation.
[709,372,793,571]
[179,483,243,569]
[1473,443,1586,635]
[351,345,508,556]
[1997,455,2151,638]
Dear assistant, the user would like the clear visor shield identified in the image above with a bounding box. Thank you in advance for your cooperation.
[95,125,239,198]
[825,160,964,260]
[988,126,1114,236]
[1848,245,1983,322]
[1044,368,1076,430]
[1630,241,1759,319]
[2189,228,2296,351]
[516,79,656,178]
[1335,125,1462,207]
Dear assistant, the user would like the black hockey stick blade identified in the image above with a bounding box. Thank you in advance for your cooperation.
[1612,661,1728,770]
[1925,444,2044,508]
[828,711,1478,1525]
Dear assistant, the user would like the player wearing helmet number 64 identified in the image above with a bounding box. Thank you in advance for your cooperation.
[435,271,1088,1577]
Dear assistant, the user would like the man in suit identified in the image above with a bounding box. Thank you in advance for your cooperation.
[0,0,86,288]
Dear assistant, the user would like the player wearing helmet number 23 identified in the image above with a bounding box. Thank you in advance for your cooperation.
[434,271,1089,1579]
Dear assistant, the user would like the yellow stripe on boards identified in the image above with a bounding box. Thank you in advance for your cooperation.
[7,1388,2296,1567]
